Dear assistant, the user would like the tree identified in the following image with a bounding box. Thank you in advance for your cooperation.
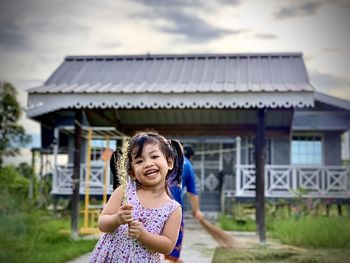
[0,82,31,167]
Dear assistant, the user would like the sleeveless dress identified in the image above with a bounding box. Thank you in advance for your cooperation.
[89,183,180,263]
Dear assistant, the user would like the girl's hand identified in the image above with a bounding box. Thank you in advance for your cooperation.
[128,220,144,239]
[117,204,133,225]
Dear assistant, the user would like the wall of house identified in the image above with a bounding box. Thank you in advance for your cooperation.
[271,138,290,165]
[341,131,350,163]
[269,131,342,166]
[324,131,342,165]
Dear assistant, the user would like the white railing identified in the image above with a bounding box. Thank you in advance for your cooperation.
[52,163,350,199]
[234,165,350,198]
[52,163,113,195]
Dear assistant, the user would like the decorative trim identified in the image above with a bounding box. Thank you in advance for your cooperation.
[27,92,314,118]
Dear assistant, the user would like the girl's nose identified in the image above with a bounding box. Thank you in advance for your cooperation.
[144,159,153,168]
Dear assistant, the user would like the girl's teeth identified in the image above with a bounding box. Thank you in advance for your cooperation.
[146,171,157,176]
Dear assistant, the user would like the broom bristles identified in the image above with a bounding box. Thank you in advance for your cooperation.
[198,218,239,249]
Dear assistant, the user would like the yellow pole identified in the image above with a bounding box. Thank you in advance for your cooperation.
[102,136,110,206]
[84,128,93,228]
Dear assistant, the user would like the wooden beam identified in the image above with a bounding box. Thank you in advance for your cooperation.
[71,109,82,239]
[255,109,266,245]
[123,124,290,138]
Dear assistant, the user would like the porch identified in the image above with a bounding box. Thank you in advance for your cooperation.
[52,163,350,199]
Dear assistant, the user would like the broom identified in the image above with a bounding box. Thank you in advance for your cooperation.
[198,217,239,249]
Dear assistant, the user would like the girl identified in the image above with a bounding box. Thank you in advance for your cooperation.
[90,132,183,263]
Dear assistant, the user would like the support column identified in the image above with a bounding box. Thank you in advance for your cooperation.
[236,137,241,195]
[53,127,59,193]
[29,148,35,202]
[255,109,266,245]
[71,110,82,239]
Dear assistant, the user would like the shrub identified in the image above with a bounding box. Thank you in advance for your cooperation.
[0,165,29,212]
[271,216,350,248]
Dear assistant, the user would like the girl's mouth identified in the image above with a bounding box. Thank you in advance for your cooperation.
[144,169,158,177]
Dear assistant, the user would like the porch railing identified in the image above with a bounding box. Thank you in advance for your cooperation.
[52,163,113,195]
[53,163,350,199]
[233,165,350,198]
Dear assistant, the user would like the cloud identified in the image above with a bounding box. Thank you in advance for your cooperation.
[154,11,240,43]
[310,70,350,89]
[254,33,278,39]
[97,41,122,49]
[323,47,341,53]
[274,2,323,19]
[130,0,242,43]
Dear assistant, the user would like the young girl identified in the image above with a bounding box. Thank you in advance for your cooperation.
[90,132,183,263]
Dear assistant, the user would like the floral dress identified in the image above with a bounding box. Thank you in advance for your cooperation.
[89,183,180,263]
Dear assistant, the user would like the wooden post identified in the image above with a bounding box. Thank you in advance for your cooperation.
[29,148,35,202]
[255,109,266,244]
[236,137,241,195]
[53,127,59,194]
[83,128,93,228]
[71,110,82,239]
[103,136,110,206]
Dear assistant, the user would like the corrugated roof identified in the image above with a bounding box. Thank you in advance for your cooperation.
[27,53,315,117]
[29,53,313,94]
[314,92,350,110]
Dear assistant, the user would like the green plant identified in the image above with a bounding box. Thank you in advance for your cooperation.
[0,211,97,263]
[218,214,256,231]
[271,216,350,248]
[0,165,30,212]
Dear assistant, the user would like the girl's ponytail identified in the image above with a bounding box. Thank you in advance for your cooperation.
[109,150,120,190]
[167,139,184,188]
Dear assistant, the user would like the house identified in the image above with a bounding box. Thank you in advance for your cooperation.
[27,53,350,213]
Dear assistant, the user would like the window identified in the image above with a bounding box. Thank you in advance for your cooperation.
[291,135,322,165]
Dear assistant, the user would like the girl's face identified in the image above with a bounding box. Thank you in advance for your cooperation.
[130,143,174,188]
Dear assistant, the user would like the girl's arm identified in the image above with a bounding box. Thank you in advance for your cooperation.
[128,206,182,255]
[98,186,133,233]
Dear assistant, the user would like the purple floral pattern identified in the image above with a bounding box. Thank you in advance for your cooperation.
[89,183,180,263]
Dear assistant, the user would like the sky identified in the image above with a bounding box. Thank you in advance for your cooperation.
[1,0,350,163]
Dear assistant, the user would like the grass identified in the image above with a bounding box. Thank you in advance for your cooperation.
[271,216,350,249]
[212,247,350,263]
[219,213,350,249]
[218,214,256,232]
[0,211,97,263]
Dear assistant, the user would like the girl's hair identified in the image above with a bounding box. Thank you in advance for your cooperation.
[110,132,184,191]
[110,150,120,190]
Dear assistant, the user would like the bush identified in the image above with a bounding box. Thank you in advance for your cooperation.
[271,216,350,248]
[0,165,30,212]
[0,212,96,263]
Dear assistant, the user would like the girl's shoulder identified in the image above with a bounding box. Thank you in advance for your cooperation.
[165,198,181,215]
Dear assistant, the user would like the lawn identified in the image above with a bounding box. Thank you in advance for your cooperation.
[271,216,350,248]
[216,211,350,262]
[213,247,350,263]
[0,212,97,263]
[219,214,350,249]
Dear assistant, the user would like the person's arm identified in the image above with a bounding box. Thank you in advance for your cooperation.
[98,186,133,233]
[184,161,204,220]
[128,206,182,254]
[188,193,204,220]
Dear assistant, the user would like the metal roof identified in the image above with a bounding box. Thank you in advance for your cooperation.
[314,91,350,111]
[29,53,312,94]
[27,53,314,117]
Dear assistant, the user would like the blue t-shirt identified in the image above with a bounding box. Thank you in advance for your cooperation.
[170,156,197,206]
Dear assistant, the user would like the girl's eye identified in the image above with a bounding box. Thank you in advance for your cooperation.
[152,155,159,159]
[135,160,143,164]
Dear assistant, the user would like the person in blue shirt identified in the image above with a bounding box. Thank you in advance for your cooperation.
[166,145,204,263]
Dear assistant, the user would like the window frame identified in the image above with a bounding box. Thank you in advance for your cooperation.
[290,133,324,165]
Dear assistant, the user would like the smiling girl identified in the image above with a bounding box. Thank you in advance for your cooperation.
[89,132,183,263]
